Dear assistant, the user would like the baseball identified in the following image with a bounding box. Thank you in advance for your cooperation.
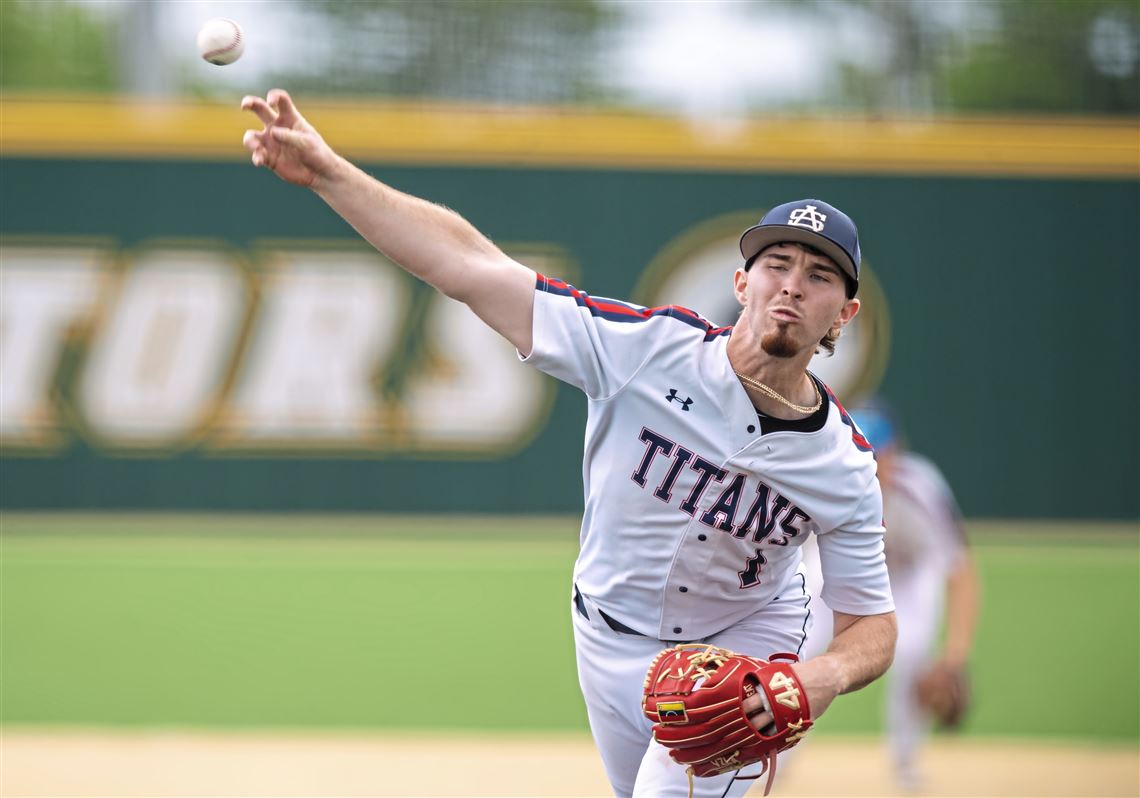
[197,18,244,65]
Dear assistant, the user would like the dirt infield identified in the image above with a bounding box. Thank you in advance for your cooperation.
[1,730,1136,797]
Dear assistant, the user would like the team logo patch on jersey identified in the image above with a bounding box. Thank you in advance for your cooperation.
[665,388,693,411]
[788,204,827,232]
[656,701,689,724]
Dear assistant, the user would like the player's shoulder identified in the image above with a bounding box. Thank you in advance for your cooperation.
[808,381,881,523]
[536,274,731,341]
[818,380,877,461]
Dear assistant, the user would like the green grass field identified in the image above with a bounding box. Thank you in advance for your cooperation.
[1,514,1136,741]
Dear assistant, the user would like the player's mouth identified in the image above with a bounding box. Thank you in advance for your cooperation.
[769,307,802,322]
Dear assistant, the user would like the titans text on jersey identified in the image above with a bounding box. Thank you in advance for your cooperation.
[633,427,812,548]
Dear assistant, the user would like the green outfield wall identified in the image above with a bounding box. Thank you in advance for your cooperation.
[1,98,1137,518]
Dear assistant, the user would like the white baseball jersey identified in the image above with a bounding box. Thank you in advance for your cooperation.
[882,452,968,577]
[521,275,894,641]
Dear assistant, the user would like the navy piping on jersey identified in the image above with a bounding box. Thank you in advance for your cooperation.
[821,383,874,453]
[791,572,812,658]
[537,273,733,341]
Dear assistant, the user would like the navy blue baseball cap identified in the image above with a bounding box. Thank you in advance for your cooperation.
[739,199,861,296]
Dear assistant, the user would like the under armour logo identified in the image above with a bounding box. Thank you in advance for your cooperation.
[788,204,827,232]
[666,389,693,411]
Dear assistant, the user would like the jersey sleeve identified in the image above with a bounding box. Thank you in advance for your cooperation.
[817,478,896,616]
[520,274,712,400]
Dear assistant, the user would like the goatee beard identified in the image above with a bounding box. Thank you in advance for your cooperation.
[761,327,799,358]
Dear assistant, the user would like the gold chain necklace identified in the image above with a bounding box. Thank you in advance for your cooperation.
[733,370,822,415]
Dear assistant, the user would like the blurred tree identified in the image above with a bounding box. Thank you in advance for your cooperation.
[1,0,1135,117]
[943,0,1139,114]
[266,0,618,104]
[815,0,1139,116]
[0,0,116,92]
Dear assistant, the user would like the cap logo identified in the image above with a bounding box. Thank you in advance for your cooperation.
[787,204,827,233]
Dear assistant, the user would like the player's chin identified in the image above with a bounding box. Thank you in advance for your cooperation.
[759,328,804,359]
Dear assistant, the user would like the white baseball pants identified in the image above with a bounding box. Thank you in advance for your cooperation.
[571,578,812,798]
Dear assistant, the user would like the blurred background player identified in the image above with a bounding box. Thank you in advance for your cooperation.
[800,398,981,790]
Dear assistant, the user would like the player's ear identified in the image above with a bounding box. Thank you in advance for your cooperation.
[733,268,749,307]
[831,297,860,333]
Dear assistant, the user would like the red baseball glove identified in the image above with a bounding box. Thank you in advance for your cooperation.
[642,644,813,796]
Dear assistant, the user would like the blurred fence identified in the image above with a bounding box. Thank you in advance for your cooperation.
[2,1,1138,117]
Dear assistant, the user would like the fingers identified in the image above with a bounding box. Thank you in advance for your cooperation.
[242,127,307,171]
[267,88,305,128]
[241,95,277,127]
[266,88,296,117]
[742,692,765,715]
[744,694,776,735]
[270,126,309,148]
[241,129,271,168]
[240,89,317,177]
[747,710,773,730]
[243,130,268,166]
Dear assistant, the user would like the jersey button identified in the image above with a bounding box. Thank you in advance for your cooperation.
[679,586,688,593]
[673,627,683,635]
[747,424,756,433]
[697,534,707,541]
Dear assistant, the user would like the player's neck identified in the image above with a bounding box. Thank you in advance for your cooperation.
[727,331,815,390]
[727,336,818,419]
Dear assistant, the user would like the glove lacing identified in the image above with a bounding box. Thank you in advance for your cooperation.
[682,748,779,798]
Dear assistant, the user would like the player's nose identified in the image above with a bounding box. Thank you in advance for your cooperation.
[780,270,806,298]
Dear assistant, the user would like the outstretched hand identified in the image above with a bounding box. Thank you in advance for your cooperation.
[241,89,339,188]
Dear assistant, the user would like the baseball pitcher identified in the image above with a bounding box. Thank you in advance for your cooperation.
[242,89,897,798]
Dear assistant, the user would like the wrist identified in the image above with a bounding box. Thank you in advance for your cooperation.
[311,153,351,194]
[815,653,847,695]
[796,654,843,715]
